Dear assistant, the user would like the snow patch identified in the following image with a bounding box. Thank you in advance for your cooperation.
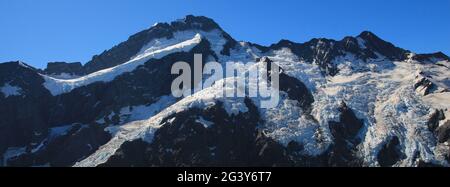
[1,83,22,97]
[356,37,367,49]
[196,116,214,128]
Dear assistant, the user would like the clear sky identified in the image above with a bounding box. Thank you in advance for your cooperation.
[1,0,449,69]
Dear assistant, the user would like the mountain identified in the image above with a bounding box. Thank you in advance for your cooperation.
[1,15,449,167]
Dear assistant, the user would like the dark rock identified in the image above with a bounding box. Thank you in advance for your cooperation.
[330,102,364,140]
[286,141,304,154]
[6,124,111,167]
[261,57,315,111]
[171,15,222,31]
[270,38,342,76]
[417,160,443,167]
[44,62,84,76]
[412,52,450,63]
[357,31,410,61]
[414,75,438,96]
[427,109,445,132]
[436,120,450,143]
[279,73,315,111]
[44,125,110,166]
[377,136,405,167]
[0,62,53,158]
[252,31,418,76]
[327,102,364,167]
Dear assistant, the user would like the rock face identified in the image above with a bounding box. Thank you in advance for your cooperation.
[437,121,450,144]
[100,99,292,167]
[261,57,314,110]
[327,102,364,167]
[1,15,450,167]
[427,109,446,132]
[412,52,450,63]
[414,75,437,96]
[0,62,53,161]
[357,31,409,61]
[377,136,405,167]
[44,62,84,76]
[6,124,110,167]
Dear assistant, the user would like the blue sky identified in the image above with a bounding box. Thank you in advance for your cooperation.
[1,0,449,69]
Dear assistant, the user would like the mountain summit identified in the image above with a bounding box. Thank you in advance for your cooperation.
[1,15,449,167]
[81,15,236,74]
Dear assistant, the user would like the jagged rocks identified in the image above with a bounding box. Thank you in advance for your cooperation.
[267,38,342,76]
[327,102,364,167]
[412,52,450,63]
[357,31,409,61]
[436,121,450,143]
[260,57,315,110]
[427,109,446,132]
[330,102,363,140]
[253,31,416,76]
[377,136,405,167]
[414,74,438,96]
[279,73,315,111]
[44,62,84,77]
